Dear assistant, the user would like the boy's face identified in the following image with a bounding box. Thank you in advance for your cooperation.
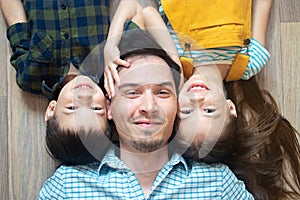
[177,65,236,145]
[45,75,107,133]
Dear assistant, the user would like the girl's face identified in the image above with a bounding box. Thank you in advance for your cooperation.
[177,65,236,146]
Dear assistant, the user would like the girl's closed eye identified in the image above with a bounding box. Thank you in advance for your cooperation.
[178,107,193,119]
[204,108,216,113]
[181,109,192,115]
[91,106,103,110]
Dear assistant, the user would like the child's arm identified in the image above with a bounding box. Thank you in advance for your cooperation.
[104,0,142,98]
[240,0,272,80]
[104,0,180,98]
[0,0,27,26]
[251,0,273,46]
[140,6,179,65]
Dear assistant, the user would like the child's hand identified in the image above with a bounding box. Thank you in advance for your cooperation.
[104,44,130,98]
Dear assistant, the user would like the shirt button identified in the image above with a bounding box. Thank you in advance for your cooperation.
[184,42,191,50]
[61,4,67,10]
[244,38,250,45]
[64,32,69,40]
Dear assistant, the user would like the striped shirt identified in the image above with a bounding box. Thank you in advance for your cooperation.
[7,0,110,100]
[158,1,270,80]
[39,148,254,199]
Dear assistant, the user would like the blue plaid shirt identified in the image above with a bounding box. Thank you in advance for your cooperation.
[39,148,254,199]
[7,0,110,100]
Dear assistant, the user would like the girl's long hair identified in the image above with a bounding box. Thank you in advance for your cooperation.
[222,77,300,199]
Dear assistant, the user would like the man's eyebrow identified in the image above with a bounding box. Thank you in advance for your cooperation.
[118,82,175,90]
[159,81,175,88]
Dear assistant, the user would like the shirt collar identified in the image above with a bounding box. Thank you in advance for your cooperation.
[97,147,190,176]
[167,153,190,176]
[98,147,128,175]
[41,79,64,101]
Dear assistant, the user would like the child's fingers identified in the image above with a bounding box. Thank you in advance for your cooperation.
[104,67,116,98]
[107,72,116,98]
[104,71,111,99]
[115,58,130,68]
[104,59,130,98]
[109,63,121,86]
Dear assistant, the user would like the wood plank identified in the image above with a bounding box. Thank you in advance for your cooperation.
[0,0,298,199]
[0,98,8,200]
[257,0,284,108]
[7,65,56,199]
[281,22,300,131]
[0,8,9,200]
[0,7,7,97]
[280,0,300,22]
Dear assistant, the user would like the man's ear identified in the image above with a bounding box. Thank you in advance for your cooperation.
[45,100,57,121]
[226,99,237,118]
[106,99,113,120]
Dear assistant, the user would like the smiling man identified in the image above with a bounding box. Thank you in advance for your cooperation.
[108,54,177,153]
[39,29,254,200]
[107,51,179,197]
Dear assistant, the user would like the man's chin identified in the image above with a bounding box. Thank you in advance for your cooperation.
[132,139,163,153]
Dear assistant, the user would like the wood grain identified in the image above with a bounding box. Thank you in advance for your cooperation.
[7,78,55,199]
[0,98,8,200]
[280,0,300,22]
[257,0,283,106]
[0,1,299,199]
[0,8,8,200]
[281,22,300,130]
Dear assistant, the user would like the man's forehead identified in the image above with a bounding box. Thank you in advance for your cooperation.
[119,55,174,82]
[125,54,163,63]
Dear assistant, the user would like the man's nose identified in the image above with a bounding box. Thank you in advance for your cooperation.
[139,92,158,114]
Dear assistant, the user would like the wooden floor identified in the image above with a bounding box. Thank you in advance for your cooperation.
[0,1,299,199]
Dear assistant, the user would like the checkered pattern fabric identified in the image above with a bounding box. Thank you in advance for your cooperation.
[39,148,254,199]
[7,0,110,100]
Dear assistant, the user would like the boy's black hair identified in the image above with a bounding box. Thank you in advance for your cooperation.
[46,116,112,166]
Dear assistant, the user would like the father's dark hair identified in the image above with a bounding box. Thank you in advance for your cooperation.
[118,28,181,93]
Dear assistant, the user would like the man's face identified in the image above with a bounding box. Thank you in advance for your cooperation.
[108,55,177,153]
[46,75,108,133]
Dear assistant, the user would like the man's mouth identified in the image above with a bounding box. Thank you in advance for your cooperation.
[134,120,161,127]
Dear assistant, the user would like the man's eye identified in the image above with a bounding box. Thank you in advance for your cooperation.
[204,109,216,113]
[125,90,140,98]
[157,90,171,98]
[67,106,77,110]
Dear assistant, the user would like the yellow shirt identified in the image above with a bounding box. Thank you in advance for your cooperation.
[161,0,252,50]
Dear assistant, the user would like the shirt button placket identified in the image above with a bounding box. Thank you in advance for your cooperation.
[60,3,67,10]
[127,172,144,199]
[58,0,71,66]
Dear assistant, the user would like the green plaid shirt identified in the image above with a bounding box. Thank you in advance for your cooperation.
[7,0,110,100]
